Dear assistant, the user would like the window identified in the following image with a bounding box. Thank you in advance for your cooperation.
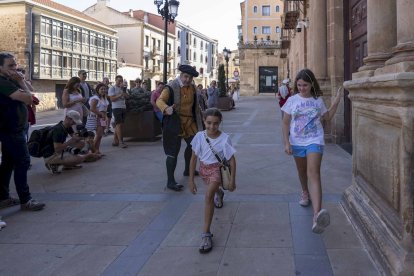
[177,30,180,39]
[152,38,156,49]
[200,41,203,50]
[40,18,52,36]
[63,24,72,50]
[200,54,203,63]
[262,5,270,16]
[40,49,51,76]
[73,27,81,52]
[90,32,97,55]
[177,46,180,55]
[52,51,62,77]
[144,57,149,69]
[276,26,281,33]
[193,51,196,61]
[81,29,89,53]
[52,21,62,48]
[253,6,257,13]
[157,40,161,50]
[193,37,196,47]
[262,26,271,34]
[276,5,280,12]
[145,36,149,47]
[72,54,80,69]
[97,34,104,56]
[253,27,258,34]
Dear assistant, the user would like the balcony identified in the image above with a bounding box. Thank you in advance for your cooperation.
[167,51,175,60]
[152,65,161,74]
[151,48,161,57]
[283,0,303,29]
[238,38,282,49]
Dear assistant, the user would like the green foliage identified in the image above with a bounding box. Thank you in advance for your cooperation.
[218,64,227,97]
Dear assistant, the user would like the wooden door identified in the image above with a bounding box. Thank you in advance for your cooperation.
[343,0,367,147]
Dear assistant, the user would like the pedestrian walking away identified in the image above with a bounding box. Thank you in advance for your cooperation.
[277,78,292,118]
[188,108,237,253]
[0,52,45,211]
[281,68,343,234]
[156,65,204,191]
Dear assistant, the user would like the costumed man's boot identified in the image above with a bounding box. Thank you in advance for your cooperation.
[183,144,199,176]
[166,156,183,191]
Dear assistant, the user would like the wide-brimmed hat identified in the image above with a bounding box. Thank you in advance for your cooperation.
[178,65,199,77]
[66,110,82,125]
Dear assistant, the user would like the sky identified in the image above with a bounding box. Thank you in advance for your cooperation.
[54,0,242,51]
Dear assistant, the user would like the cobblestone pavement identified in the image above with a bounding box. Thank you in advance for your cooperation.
[0,96,379,276]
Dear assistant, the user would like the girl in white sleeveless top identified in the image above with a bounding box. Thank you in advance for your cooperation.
[62,77,85,118]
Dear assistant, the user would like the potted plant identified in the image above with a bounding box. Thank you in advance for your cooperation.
[216,64,234,110]
[123,90,161,140]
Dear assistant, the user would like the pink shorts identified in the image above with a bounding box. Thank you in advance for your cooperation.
[199,162,221,185]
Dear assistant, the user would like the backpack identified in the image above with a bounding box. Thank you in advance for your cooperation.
[27,126,53,158]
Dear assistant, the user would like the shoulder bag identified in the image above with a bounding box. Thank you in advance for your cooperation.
[203,131,231,190]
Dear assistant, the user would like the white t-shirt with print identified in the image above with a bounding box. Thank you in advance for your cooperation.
[191,131,236,165]
[281,94,328,146]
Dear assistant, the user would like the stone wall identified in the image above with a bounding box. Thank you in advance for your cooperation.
[239,47,284,96]
[0,4,30,66]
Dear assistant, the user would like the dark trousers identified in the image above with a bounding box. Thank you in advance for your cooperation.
[0,131,32,204]
[166,136,194,184]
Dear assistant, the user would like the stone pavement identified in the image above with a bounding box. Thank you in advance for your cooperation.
[0,96,380,276]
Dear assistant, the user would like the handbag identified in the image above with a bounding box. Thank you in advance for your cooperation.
[85,113,97,131]
[203,131,231,190]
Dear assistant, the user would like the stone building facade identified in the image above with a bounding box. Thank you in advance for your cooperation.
[281,0,413,274]
[238,0,286,96]
[0,0,118,111]
[175,21,219,87]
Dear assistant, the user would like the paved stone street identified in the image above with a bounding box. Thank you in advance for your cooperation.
[0,96,379,276]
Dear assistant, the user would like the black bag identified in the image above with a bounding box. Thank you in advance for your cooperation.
[27,126,52,157]
[162,86,181,156]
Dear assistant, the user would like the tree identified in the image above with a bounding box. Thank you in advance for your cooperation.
[217,64,227,97]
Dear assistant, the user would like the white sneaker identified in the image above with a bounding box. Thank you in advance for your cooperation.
[312,209,330,234]
[299,191,310,207]
[0,217,6,230]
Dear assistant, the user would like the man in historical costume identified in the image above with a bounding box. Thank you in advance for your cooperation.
[156,65,203,191]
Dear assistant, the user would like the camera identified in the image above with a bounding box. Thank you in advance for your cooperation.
[76,125,89,138]
[65,146,81,155]
[296,19,309,33]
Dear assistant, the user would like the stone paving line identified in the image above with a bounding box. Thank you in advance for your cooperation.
[0,96,380,276]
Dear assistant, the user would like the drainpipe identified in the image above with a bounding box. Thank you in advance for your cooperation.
[25,5,34,81]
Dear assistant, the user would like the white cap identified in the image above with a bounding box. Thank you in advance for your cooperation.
[66,110,82,125]
[282,79,290,84]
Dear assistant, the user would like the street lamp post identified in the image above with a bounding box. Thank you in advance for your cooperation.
[154,0,180,83]
[223,47,231,93]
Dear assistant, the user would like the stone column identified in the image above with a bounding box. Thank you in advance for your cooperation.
[308,0,327,79]
[359,0,396,72]
[386,0,414,66]
[343,0,414,274]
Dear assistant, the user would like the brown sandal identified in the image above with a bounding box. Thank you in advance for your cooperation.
[199,232,213,254]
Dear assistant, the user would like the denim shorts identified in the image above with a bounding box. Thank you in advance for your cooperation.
[291,144,324,157]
